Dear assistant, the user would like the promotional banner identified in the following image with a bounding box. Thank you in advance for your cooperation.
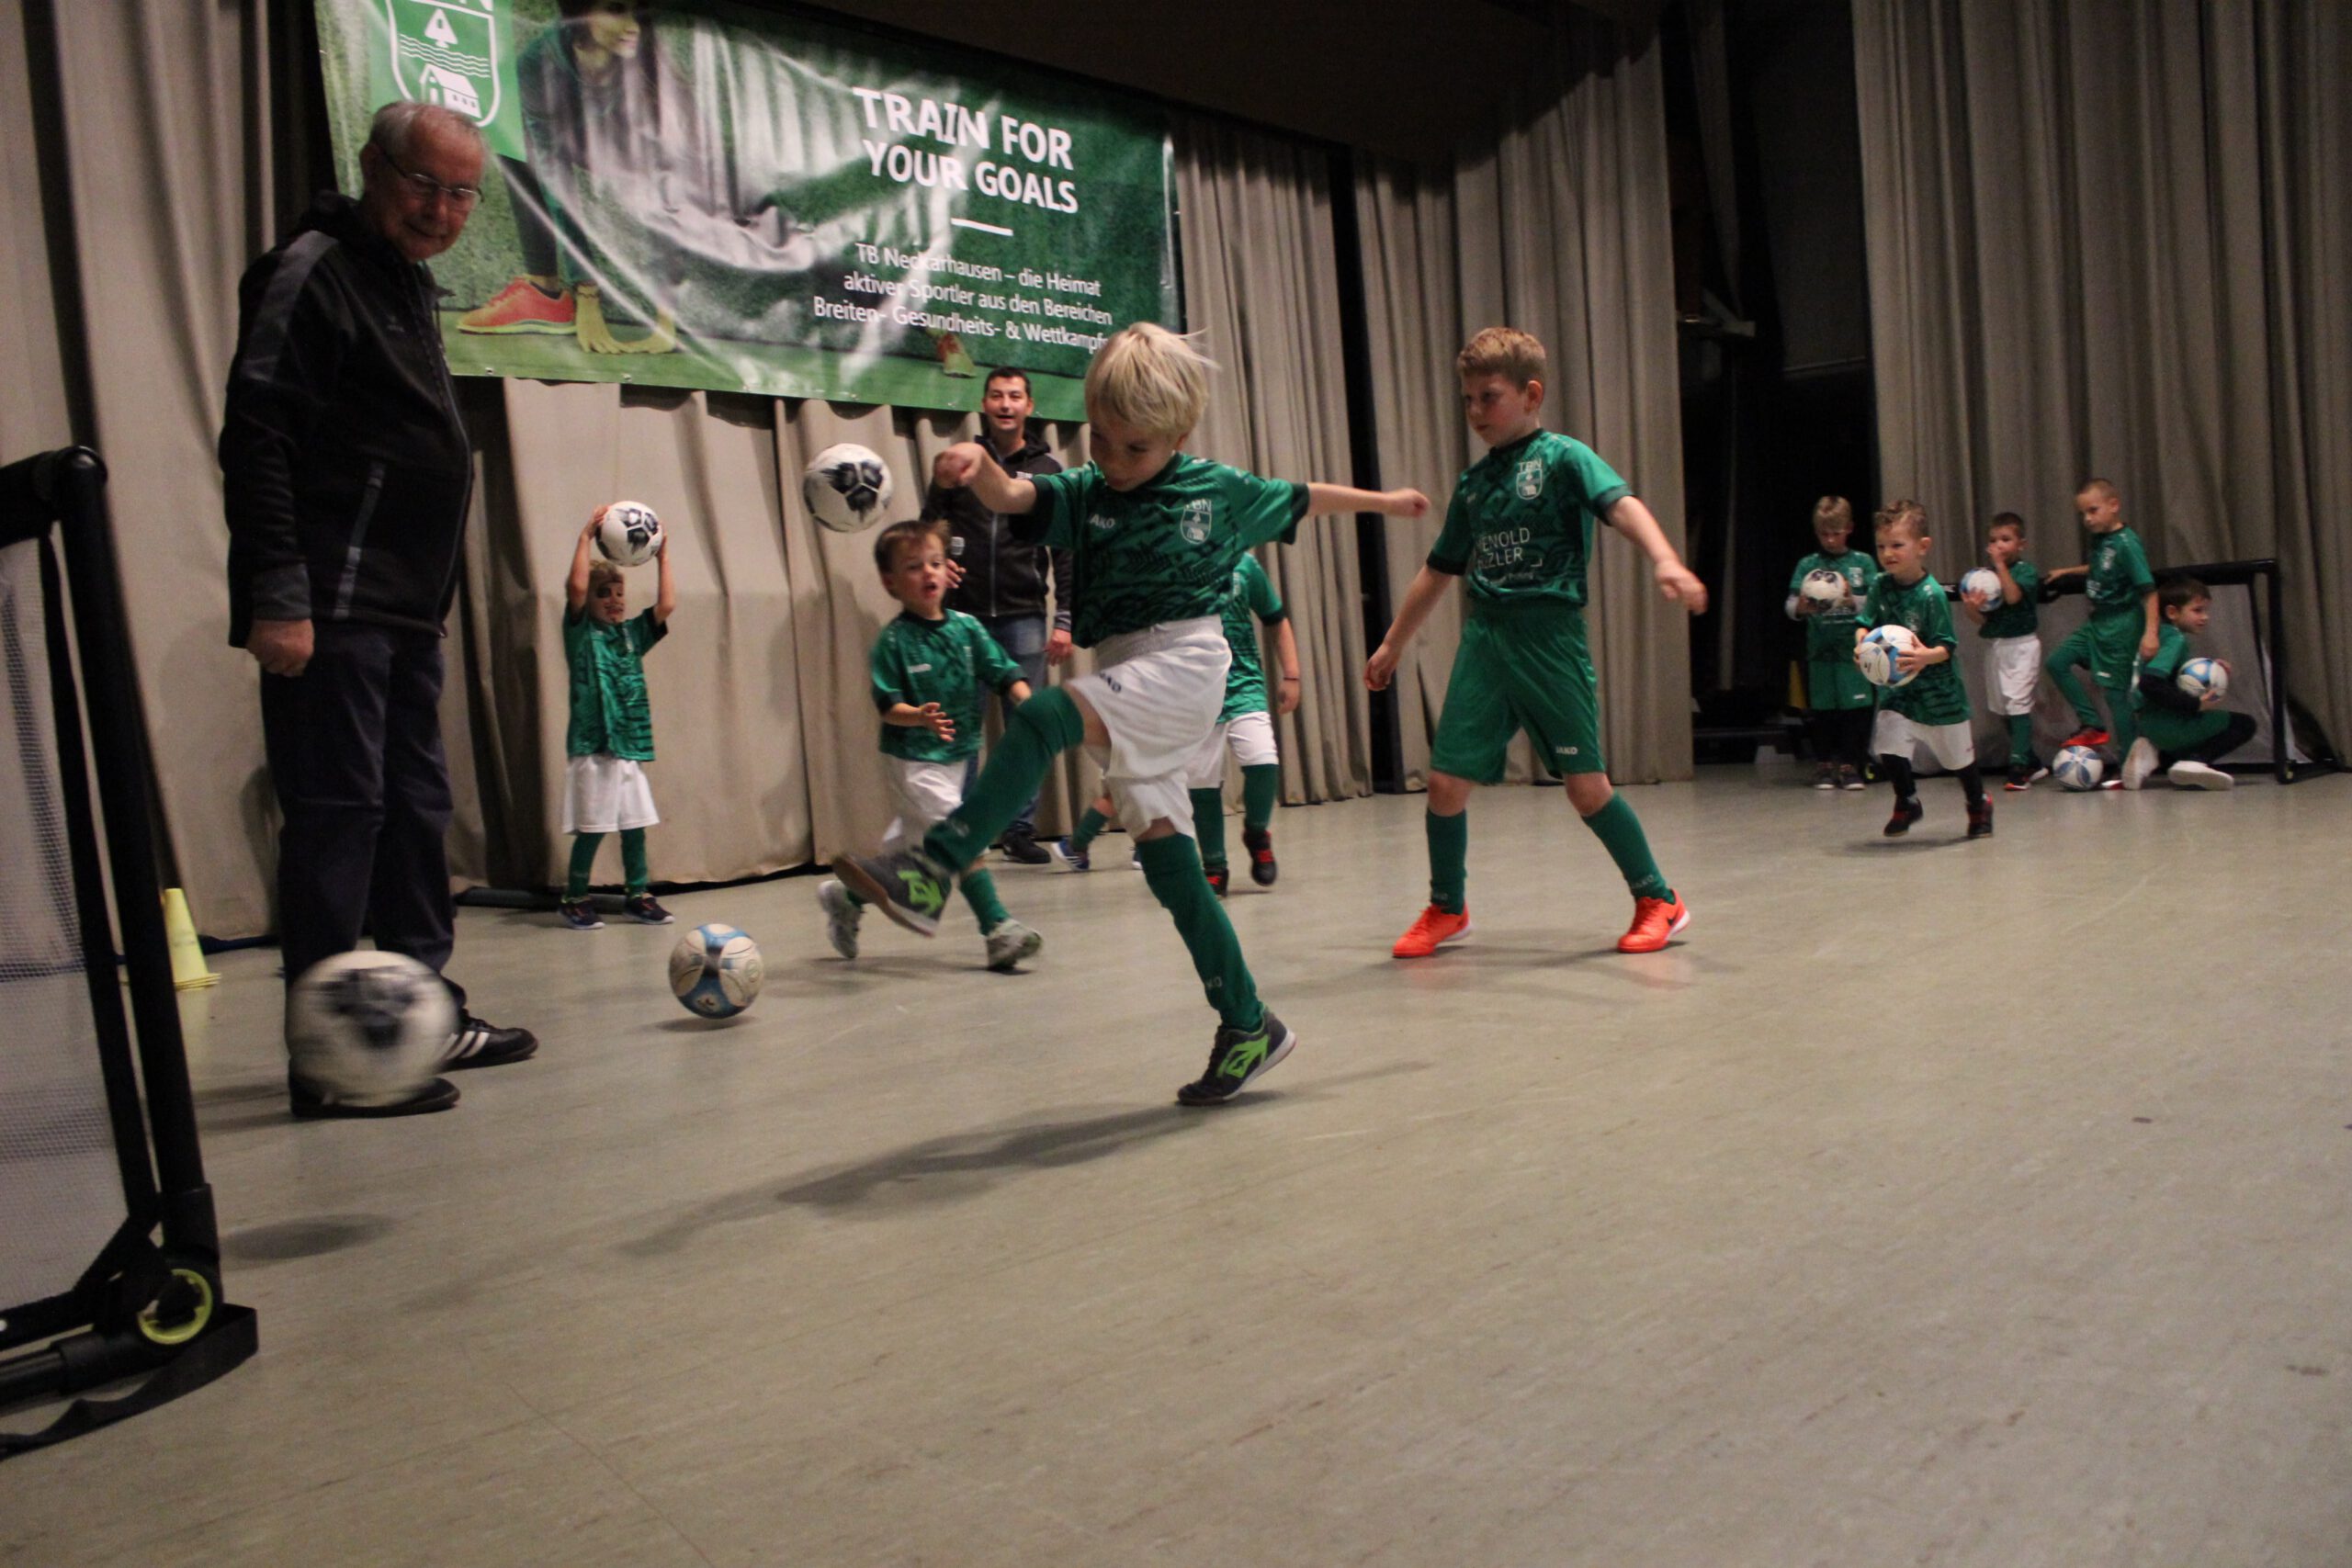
[313,0,1179,419]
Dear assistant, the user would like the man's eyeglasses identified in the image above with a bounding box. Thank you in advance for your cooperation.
[379,148,481,211]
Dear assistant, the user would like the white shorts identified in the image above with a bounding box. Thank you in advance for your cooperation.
[1184,708,1280,787]
[1065,617,1228,840]
[1872,709,1977,772]
[563,753,659,834]
[879,756,968,852]
[1984,635,2041,716]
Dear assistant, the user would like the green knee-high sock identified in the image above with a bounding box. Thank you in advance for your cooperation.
[1427,809,1468,914]
[1190,788,1228,870]
[1241,764,1279,833]
[620,827,650,895]
[1582,794,1671,901]
[2048,653,2101,729]
[1137,835,1261,1031]
[2007,714,2035,768]
[922,689,1086,873]
[566,833,603,898]
[959,867,1010,932]
[1071,805,1111,851]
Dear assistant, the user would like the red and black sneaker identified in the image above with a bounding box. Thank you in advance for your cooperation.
[1966,799,1995,839]
[1242,827,1278,886]
[1204,864,1229,898]
[458,276,575,335]
[2062,727,2110,750]
[1883,796,1925,837]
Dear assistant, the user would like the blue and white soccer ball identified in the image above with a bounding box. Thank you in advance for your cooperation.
[1856,625,1923,688]
[803,444,894,533]
[2052,744,2105,792]
[1959,568,2001,609]
[670,923,763,1019]
[286,951,454,1102]
[2177,656,2230,703]
[595,500,663,567]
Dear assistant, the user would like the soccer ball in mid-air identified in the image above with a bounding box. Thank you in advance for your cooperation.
[803,445,894,533]
[286,951,454,1103]
[596,500,663,567]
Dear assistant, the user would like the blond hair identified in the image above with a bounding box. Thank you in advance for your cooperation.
[1873,498,1928,540]
[1084,323,1212,441]
[2075,477,2119,502]
[1813,495,1853,529]
[1456,326,1547,387]
[586,559,624,594]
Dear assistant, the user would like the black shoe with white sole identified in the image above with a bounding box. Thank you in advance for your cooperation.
[441,1012,538,1071]
[1176,1010,1297,1106]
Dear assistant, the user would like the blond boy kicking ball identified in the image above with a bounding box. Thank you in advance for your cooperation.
[1368,327,1708,960]
[835,324,1429,1105]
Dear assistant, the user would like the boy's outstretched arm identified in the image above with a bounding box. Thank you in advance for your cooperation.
[1603,495,1709,612]
[934,443,1039,514]
[1365,564,1455,691]
[566,510,602,613]
[652,528,677,625]
[1306,483,1429,520]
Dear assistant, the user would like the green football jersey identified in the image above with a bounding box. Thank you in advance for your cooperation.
[564,606,666,761]
[2133,622,2190,716]
[1216,553,1287,723]
[870,609,1024,763]
[1975,558,2041,639]
[1861,571,1971,726]
[1429,430,1631,613]
[1021,455,1307,648]
[2084,525,2155,618]
[1788,548,1878,661]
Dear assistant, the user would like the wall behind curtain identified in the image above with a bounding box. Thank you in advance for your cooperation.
[1355,12,1693,788]
[1853,0,2350,743]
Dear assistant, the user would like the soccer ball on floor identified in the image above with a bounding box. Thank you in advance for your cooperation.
[1959,568,2001,609]
[1800,569,1849,609]
[595,500,663,567]
[803,444,894,532]
[2052,744,2105,792]
[1856,625,1923,688]
[2177,656,2231,703]
[286,951,455,1103]
[670,923,763,1019]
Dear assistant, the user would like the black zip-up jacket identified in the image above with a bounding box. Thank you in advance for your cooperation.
[220,192,474,647]
[921,432,1073,628]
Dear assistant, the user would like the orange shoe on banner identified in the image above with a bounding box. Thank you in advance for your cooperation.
[458,278,575,335]
[1617,893,1690,953]
[1392,905,1470,959]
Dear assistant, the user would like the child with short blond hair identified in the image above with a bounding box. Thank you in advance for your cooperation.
[1786,494,1877,789]
[1856,501,1989,840]
[2043,479,2157,764]
[560,513,676,929]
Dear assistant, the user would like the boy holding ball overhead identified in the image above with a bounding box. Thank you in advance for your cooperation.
[560,509,677,930]
[1856,500,1990,840]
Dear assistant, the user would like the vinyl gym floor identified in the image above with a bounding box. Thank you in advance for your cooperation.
[5,764,2347,1566]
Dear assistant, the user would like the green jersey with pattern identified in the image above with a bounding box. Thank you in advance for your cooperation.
[1217,554,1288,722]
[1020,455,1307,648]
[1976,558,2041,639]
[1429,430,1631,614]
[2085,526,2155,620]
[2133,622,2192,716]
[1861,571,1971,726]
[1788,548,1878,662]
[870,609,1025,763]
[564,606,666,760]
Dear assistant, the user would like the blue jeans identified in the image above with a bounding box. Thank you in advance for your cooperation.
[967,613,1048,837]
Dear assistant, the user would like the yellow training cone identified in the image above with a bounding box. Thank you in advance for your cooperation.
[161,888,220,990]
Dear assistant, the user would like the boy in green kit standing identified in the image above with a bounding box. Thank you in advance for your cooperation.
[1368,326,1709,961]
[2043,478,2158,767]
[1186,552,1300,896]
[1959,511,2046,788]
[1785,494,1878,789]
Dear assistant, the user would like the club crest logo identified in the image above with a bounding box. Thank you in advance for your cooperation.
[1514,459,1545,501]
[388,0,503,127]
[1179,500,1213,546]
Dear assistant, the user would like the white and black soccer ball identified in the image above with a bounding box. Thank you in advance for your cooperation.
[2052,744,2105,791]
[286,951,454,1103]
[802,444,894,533]
[1959,568,2001,609]
[670,923,763,1020]
[2177,655,2230,703]
[1856,624,1923,689]
[1800,569,1849,609]
[595,500,663,567]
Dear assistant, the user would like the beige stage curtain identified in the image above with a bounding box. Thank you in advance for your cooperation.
[1854,0,2351,743]
[0,0,72,460]
[1354,13,1693,789]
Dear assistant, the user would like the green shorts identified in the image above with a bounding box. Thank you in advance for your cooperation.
[2052,614,2142,691]
[1430,606,1604,781]
[2138,705,2227,755]
[1806,657,1874,712]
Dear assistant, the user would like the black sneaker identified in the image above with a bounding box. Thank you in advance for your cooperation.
[1177,1010,1298,1106]
[2003,764,2034,793]
[1883,796,1924,838]
[1205,864,1230,898]
[1967,799,1995,839]
[1243,827,1278,886]
[833,846,953,937]
[441,1012,538,1071]
[1837,765,1867,791]
[1811,761,1837,790]
[999,828,1051,865]
[622,893,673,925]
[289,1066,458,1119]
[559,897,603,931]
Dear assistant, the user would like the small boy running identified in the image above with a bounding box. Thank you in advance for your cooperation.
[1856,501,1991,840]
[817,519,1042,972]
[560,512,675,929]
[1367,326,1707,960]
[835,323,1428,1104]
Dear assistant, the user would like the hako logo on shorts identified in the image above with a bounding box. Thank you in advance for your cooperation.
[1179,500,1213,546]
[1088,512,1116,532]
[390,0,503,129]
[1556,745,1578,756]
[1514,458,1545,501]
